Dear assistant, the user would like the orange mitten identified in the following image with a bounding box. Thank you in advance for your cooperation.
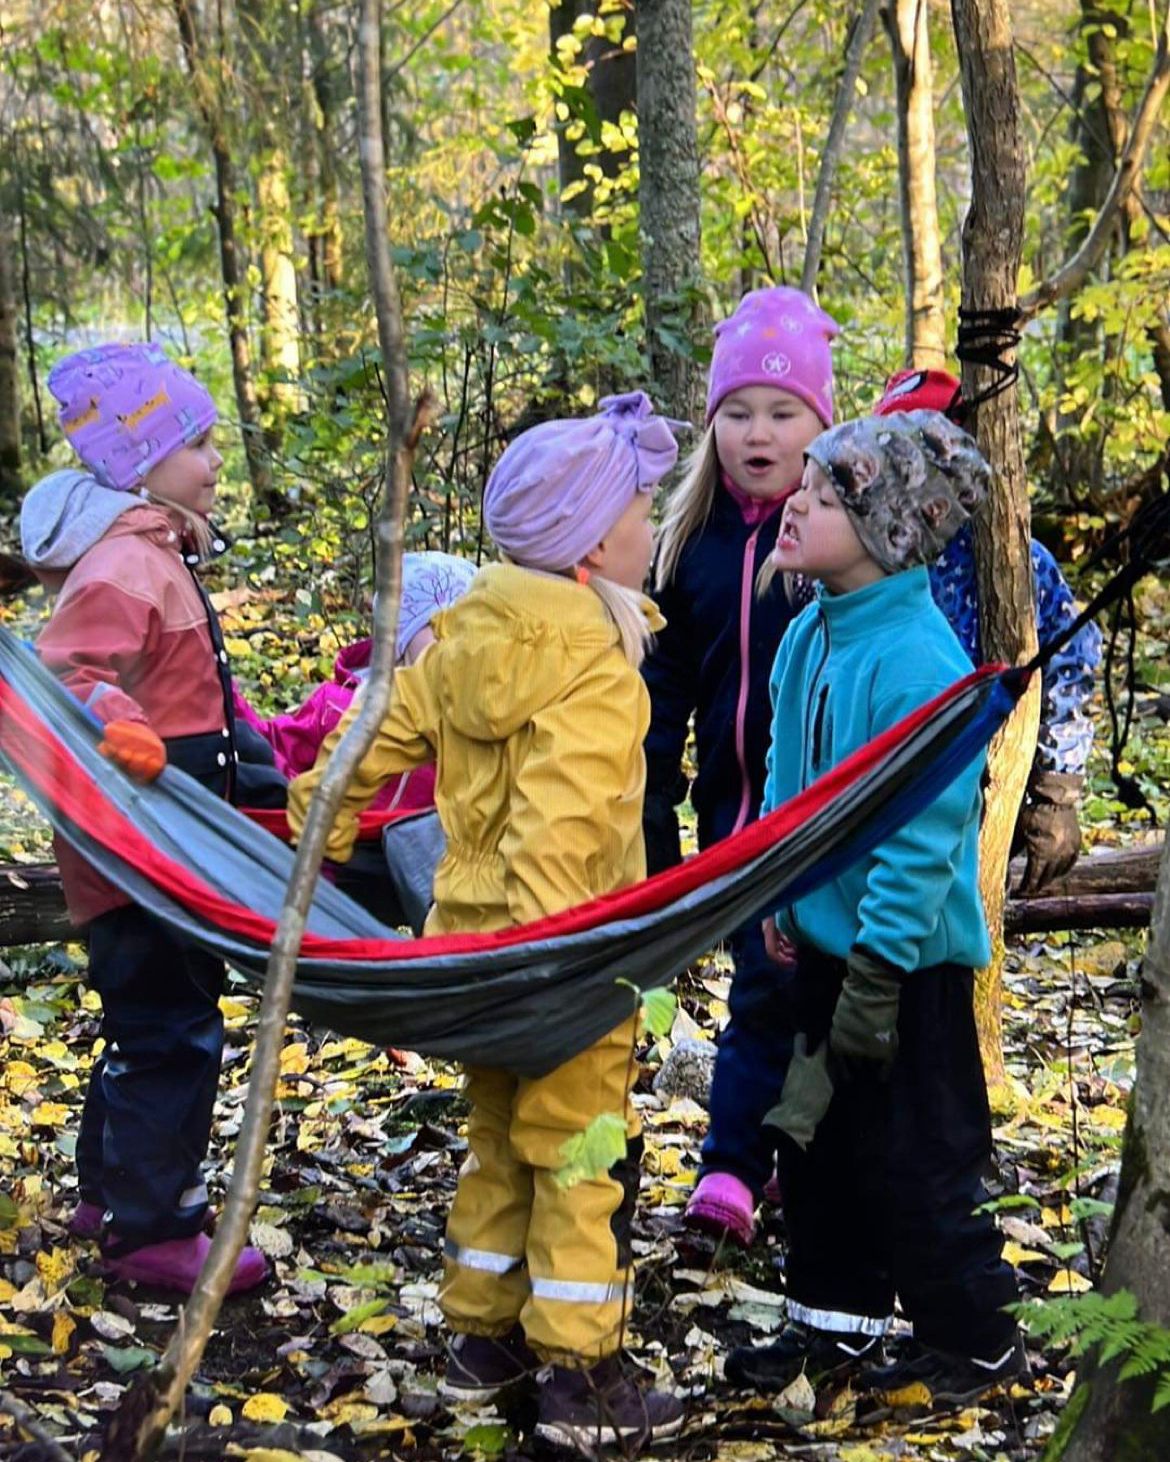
[98,720,167,783]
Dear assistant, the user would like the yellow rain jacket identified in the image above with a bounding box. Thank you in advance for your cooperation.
[289,561,656,932]
[289,562,664,1364]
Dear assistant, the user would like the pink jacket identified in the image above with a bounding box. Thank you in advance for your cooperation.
[234,640,436,815]
[35,504,230,923]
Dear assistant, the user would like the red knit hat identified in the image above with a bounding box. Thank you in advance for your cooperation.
[873,368,965,423]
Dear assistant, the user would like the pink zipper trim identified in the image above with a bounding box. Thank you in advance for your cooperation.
[731,526,762,834]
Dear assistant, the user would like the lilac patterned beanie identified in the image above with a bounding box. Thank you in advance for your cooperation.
[395,552,477,658]
[706,287,840,425]
[48,342,218,492]
[483,391,680,572]
[805,410,991,574]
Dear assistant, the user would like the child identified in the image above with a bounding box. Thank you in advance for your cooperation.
[19,342,272,1294]
[727,411,1025,1405]
[288,393,684,1452]
[873,368,1102,893]
[643,286,839,1246]
[234,550,476,814]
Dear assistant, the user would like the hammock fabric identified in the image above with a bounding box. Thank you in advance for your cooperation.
[0,624,1024,1075]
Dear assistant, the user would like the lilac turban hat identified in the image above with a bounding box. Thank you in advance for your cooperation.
[49,342,218,493]
[483,392,680,572]
[706,287,840,426]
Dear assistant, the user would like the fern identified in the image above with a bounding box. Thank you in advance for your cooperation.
[1017,1289,1170,1415]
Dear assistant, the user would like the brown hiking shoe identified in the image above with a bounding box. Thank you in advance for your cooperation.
[439,1325,538,1404]
[535,1354,684,1454]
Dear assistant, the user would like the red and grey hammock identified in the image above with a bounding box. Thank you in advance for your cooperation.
[0,503,1159,1077]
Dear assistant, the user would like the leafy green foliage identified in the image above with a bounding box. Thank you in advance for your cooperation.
[1018,1290,1170,1412]
[553,1111,628,1190]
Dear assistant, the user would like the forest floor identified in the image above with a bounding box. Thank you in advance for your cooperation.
[0,577,1166,1462]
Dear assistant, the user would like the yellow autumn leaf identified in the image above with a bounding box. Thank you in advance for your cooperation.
[882,1380,934,1408]
[37,1246,76,1294]
[219,997,251,1025]
[241,1392,289,1423]
[359,1313,399,1336]
[3,1061,39,1096]
[1002,1241,1047,1266]
[238,1451,305,1462]
[1048,1269,1093,1293]
[29,1102,71,1127]
[208,1404,233,1427]
[52,1312,76,1354]
[317,1396,378,1427]
[280,1043,311,1075]
[224,637,253,657]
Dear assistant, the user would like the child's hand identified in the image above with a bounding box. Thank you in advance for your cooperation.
[98,720,167,782]
[762,916,798,969]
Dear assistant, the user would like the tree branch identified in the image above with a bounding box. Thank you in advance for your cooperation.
[1018,2,1170,321]
[101,2,425,1457]
[800,0,882,295]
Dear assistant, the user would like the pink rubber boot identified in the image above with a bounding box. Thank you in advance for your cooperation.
[68,1201,106,1241]
[684,1172,756,1247]
[102,1232,268,1295]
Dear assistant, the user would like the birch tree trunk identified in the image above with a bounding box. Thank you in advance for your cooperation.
[1054,836,1170,1460]
[0,205,21,499]
[636,0,704,423]
[883,0,946,367]
[949,0,1039,1090]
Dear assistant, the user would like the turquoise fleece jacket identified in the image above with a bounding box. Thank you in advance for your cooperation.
[763,567,991,973]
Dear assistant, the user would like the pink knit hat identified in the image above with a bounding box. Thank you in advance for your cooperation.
[706,287,840,426]
[484,392,679,573]
[49,342,218,493]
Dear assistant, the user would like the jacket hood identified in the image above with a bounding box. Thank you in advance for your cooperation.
[430,562,654,740]
[20,469,142,571]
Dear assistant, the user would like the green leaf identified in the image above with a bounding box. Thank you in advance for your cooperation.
[554,1112,628,1190]
[0,1192,19,1229]
[1,1333,52,1355]
[463,1421,512,1457]
[329,1298,390,1334]
[101,1343,156,1373]
[640,988,676,1039]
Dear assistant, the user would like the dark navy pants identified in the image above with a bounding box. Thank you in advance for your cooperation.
[77,905,225,1245]
[776,949,1018,1357]
[699,918,796,1197]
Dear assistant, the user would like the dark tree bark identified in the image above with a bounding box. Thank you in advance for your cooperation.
[949,0,1039,1090]
[1055,836,1170,1460]
[636,0,704,423]
[550,0,637,222]
[173,0,280,518]
[0,203,21,498]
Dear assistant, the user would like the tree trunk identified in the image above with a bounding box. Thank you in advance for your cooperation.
[949,0,1039,1092]
[0,205,21,499]
[306,0,344,294]
[255,147,302,440]
[635,0,704,424]
[801,0,882,296]
[1055,836,1170,1461]
[173,0,279,518]
[1051,2,1130,503]
[884,0,946,367]
[550,0,636,222]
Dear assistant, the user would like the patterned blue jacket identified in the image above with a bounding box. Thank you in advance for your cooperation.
[927,524,1101,777]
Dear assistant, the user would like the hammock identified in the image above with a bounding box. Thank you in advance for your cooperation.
[0,623,1022,1075]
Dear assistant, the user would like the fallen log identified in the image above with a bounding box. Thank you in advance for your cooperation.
[0,842,1164,947]
[0,864,74,946]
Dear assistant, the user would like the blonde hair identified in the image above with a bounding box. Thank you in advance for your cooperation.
[145,492,215,559]
[653,425,720,591]
[589,574,656,668]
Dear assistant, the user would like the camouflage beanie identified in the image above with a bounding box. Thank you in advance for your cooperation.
[805,409,991,573]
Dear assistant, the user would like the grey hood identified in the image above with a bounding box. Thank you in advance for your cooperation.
[20,469,141,572]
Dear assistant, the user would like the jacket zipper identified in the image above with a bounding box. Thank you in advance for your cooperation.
[805,614,830,786]
[731,525,763,834]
